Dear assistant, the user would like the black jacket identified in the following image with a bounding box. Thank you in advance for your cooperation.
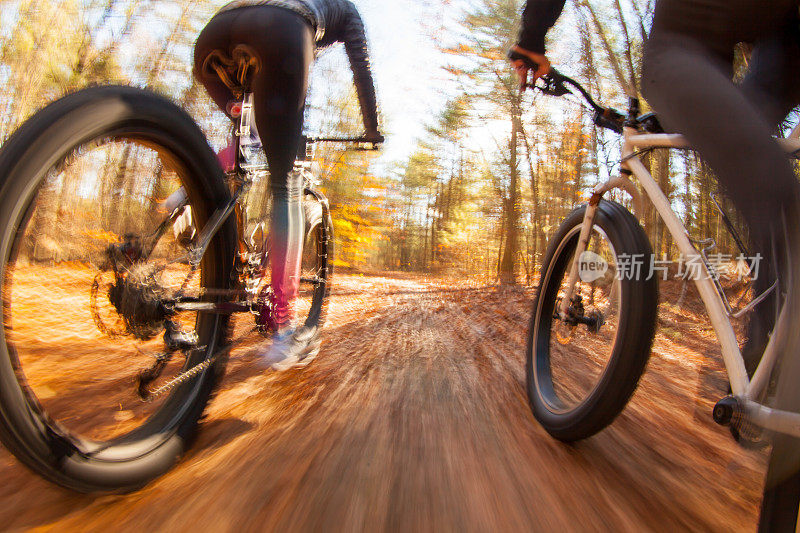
[517,0,567,54]
[219,0,380,135]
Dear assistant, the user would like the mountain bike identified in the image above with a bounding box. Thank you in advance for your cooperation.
[0,47,378,492]
[511,51,800,530]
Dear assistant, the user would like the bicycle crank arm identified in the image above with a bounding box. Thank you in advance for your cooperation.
[745,401,800,439]
[173,301,251,314]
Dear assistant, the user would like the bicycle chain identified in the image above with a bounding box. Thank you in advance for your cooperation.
[136,259,235,401]
[175,264,199,299]
[140,324,259,402]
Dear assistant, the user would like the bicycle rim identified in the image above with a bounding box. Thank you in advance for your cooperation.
[3,135,221,454]
[536,225,623,412]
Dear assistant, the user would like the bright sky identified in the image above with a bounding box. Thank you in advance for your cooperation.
[330,0,593,170]
[311,0,457,167]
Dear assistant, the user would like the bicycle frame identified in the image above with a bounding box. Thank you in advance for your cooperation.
[185,92,318,270]
[560,125,800,439]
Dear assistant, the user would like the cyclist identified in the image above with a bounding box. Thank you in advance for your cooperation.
[512,0,800,377]
[194,0,383,369]
[511,0,800,525]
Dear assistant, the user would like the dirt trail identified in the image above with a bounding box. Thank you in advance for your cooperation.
[0,274,766,531]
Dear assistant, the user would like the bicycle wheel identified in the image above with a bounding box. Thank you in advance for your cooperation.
[297,193,333,330]
[0,86,237,492]
[527,199,658,441]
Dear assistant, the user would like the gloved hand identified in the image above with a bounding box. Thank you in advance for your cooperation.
[362,131,385,144]
[509,45,552,91]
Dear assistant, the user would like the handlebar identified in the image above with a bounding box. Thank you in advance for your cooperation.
[534,69,625,135]
[303,135,383,151]
[508,49,664,136]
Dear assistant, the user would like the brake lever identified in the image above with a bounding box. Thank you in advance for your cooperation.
[508,49,571,97]
[537,71,571,97]
[352,144,381,151]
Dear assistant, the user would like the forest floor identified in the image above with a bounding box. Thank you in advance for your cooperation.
[0,271,767,532]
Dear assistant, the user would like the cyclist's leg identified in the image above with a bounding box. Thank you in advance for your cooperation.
[736,24,800,374]
[742,26,800,129]
[234,8,314,327]
[196,7,314,328]
[193,12,237,114]
[741,21,800,527]
[193,14,240,172]
[643,1,800,515]
[642,16,800,375]
[642,0,800,240]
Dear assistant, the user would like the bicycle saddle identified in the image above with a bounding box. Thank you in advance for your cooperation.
[201,44,262,98]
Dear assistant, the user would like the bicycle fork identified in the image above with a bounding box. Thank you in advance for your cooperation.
[558,196,601,319]
[557,169,643,320]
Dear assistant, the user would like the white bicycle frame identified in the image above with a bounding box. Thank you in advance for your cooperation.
[560,124,800,438]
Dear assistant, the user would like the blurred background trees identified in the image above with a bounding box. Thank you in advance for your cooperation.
[379,0,753,282]
[0,0,756,281]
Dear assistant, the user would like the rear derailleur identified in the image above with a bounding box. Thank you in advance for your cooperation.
[136,321,200,400]
[93,235,202,400]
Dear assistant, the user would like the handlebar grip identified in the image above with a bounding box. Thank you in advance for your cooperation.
[363,133,385,144]
[354,135,384,150]
[539,69,572,96]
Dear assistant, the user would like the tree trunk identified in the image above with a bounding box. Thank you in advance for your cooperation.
[499,101,522,284]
